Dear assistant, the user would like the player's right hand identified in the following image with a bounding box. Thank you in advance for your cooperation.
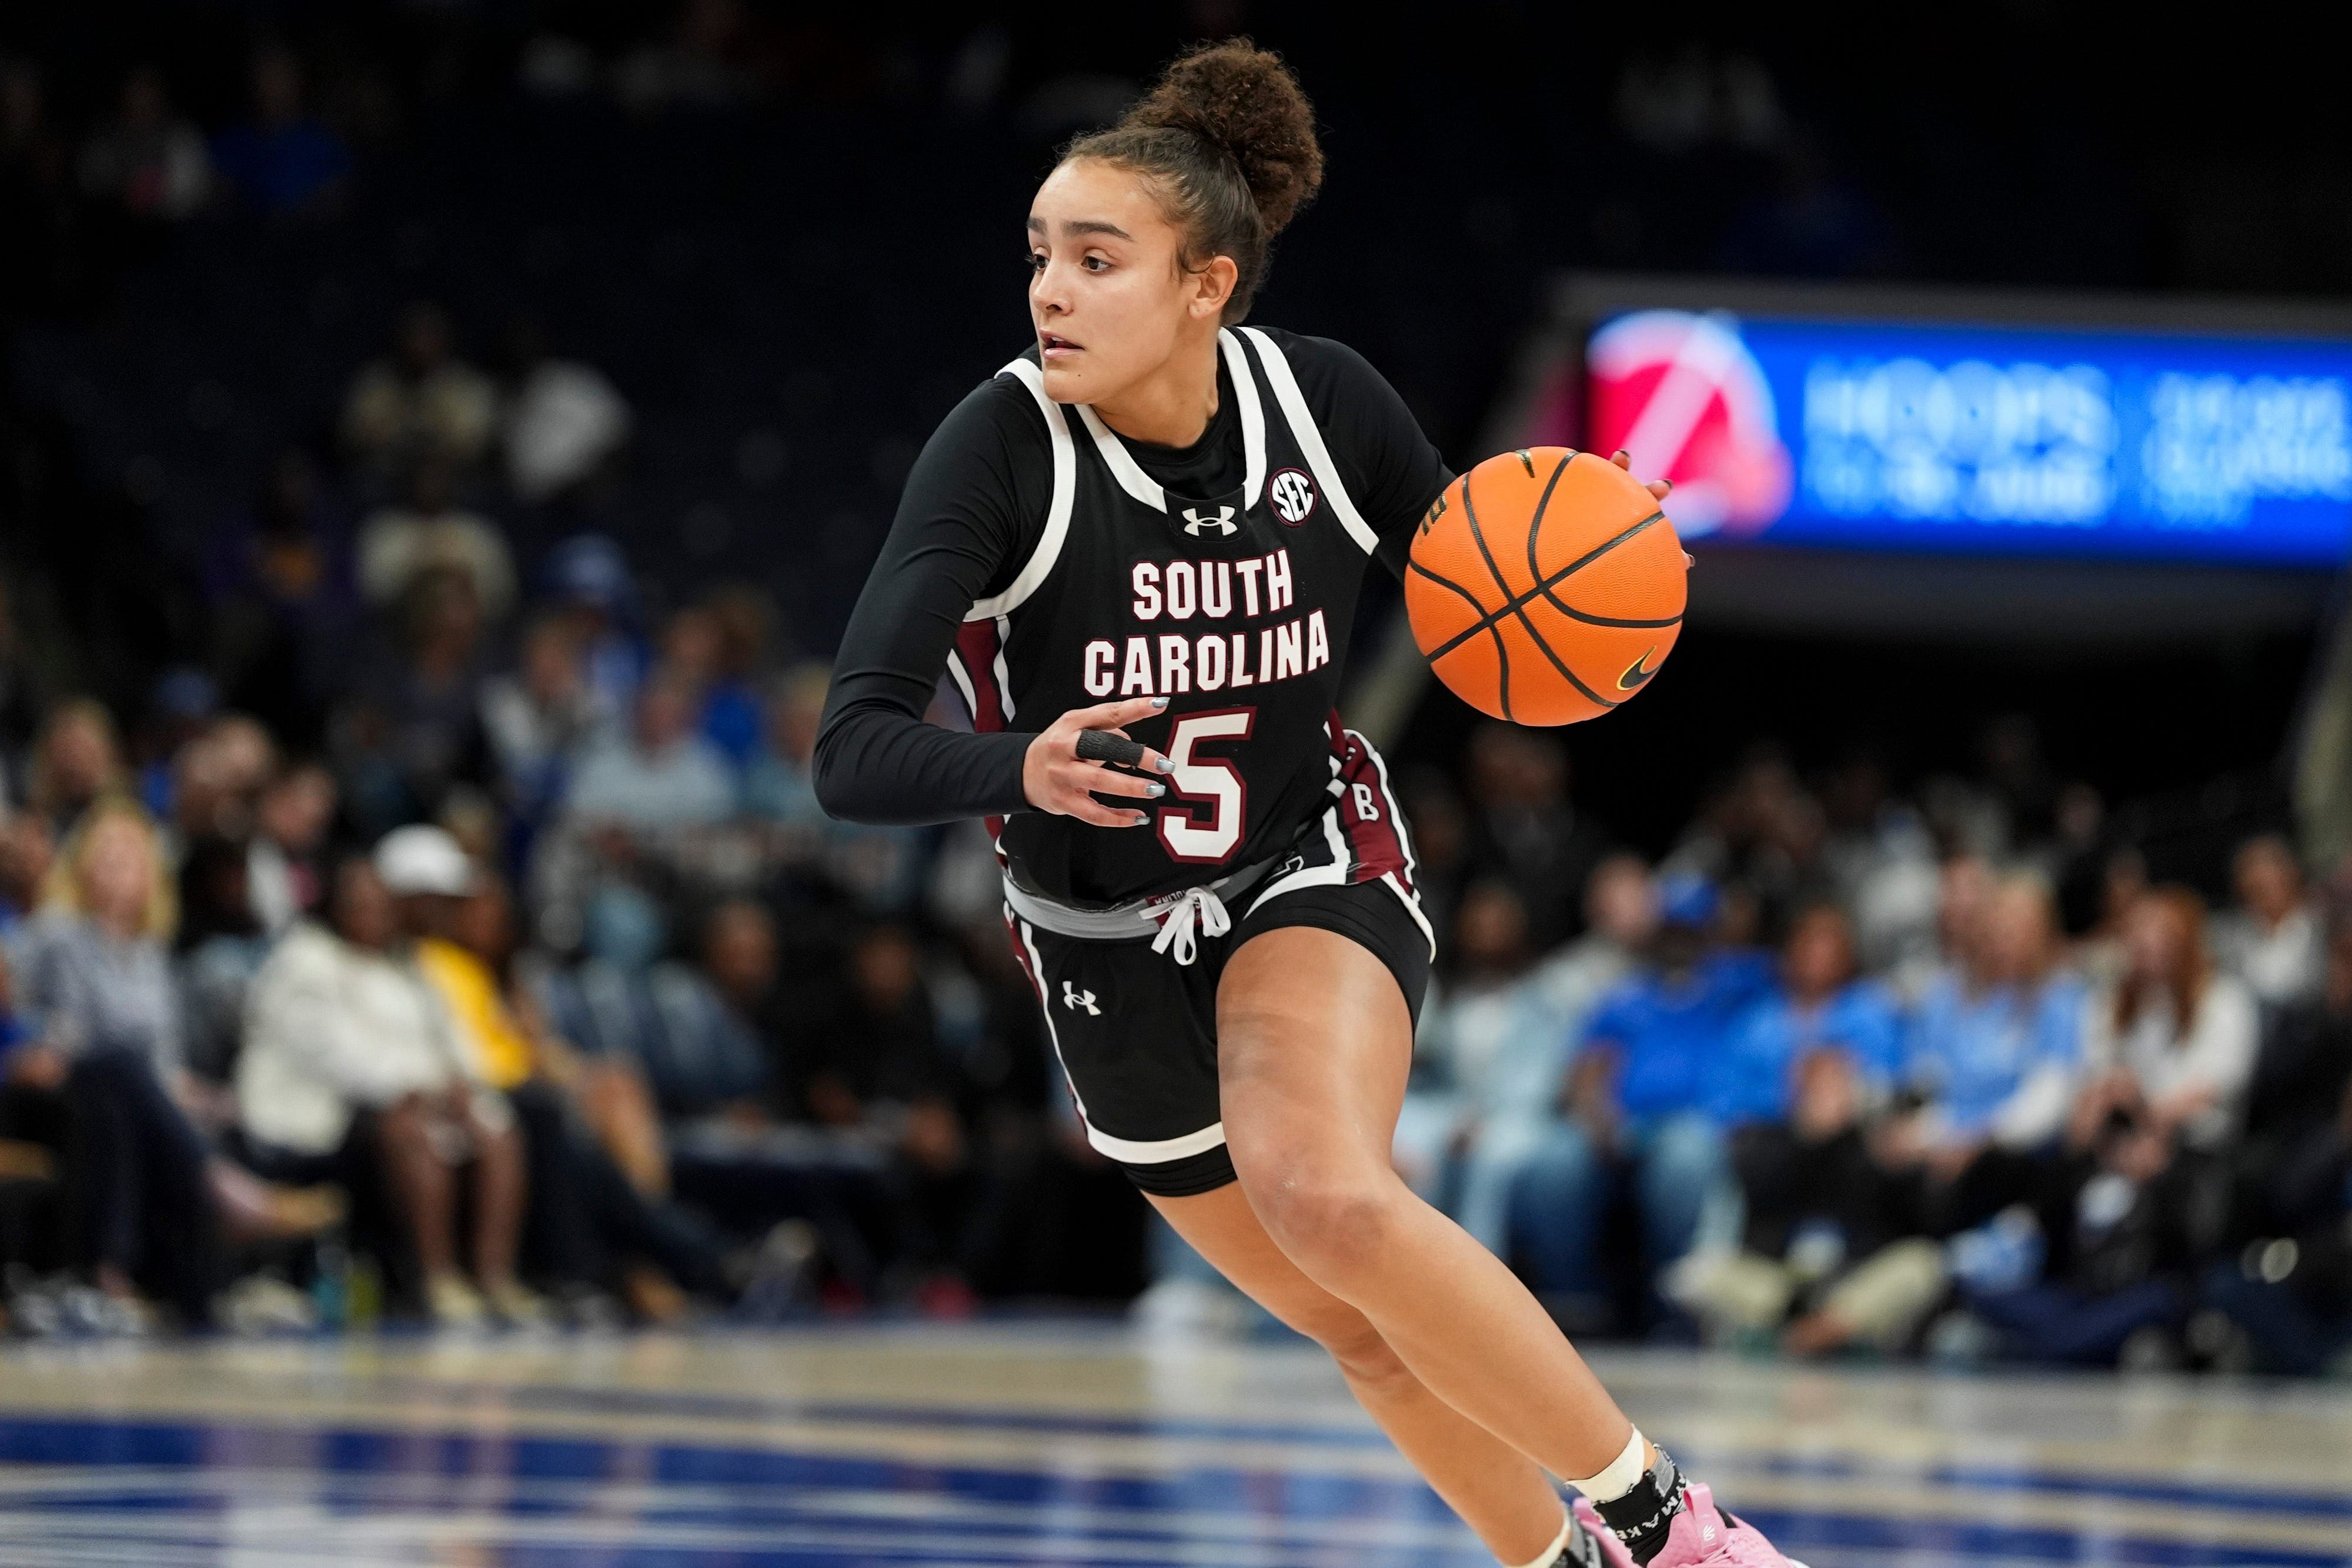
[1024,696,1174,827]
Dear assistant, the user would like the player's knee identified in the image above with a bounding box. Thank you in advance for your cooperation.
[1240,1164,1403,1289]
[1310,1310,1409,1388]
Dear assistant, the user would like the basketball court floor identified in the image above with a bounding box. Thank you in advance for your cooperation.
[2,1323,2348,1565]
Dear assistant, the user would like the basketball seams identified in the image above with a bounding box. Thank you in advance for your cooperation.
[1537,515,1686,628]
[1521,451,1575,620]
[1404,557,1515,722]
[1452,470,1526,720]
[1420,509,1675,664]
[1505,598,1619,711]
[1456,470,1518,608]
[1531,455,1678,631]
[1551,606,1685,630]
[1459,464,1623,714]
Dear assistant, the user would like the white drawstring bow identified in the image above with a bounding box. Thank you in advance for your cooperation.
[1145,885,1231,965]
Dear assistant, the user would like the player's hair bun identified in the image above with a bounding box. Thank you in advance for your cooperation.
[1061,39,1324,323]
[1122,41,1324,239]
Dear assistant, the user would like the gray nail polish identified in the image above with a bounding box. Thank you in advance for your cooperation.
[1153,757,1174,774]
[1147,783,1166,798]
[1151,696,1170,708]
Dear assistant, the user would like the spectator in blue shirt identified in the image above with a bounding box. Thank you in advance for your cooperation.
[1506,871,1773,1318]
[660,604,765,768]
[564,671,736,836]
[740,663,830,831]
[1715,903,1905,1126]
[1671,906,1944,1356]
[1889,872,2086,1231]
[209,45,349,219]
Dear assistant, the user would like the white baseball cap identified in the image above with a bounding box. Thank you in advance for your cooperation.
[373,824,476,898]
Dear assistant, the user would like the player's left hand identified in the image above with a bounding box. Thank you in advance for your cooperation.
[1610,447,1671,502]
[1611,449,1692,569]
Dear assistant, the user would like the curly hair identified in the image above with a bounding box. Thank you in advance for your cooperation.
[1061,39,1325,323]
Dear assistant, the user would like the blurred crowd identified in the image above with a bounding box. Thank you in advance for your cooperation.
[0,313,2340,1383]
[1371,729,2352,1379]
[0,275,1148,1336]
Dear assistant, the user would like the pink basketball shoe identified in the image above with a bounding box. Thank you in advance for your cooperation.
[1571,1482,1807,1567]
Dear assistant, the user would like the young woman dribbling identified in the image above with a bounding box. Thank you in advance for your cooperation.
[817,39,1801,1568]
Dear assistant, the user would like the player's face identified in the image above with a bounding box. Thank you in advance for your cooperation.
[1026,159,1223,405]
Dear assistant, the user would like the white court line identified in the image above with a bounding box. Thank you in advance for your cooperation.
[0,1509,1482,1567]
[0,1469,1481,1556]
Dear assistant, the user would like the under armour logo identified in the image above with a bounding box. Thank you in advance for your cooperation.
[1181,505,1237,536]
[1062,981,1100,1015]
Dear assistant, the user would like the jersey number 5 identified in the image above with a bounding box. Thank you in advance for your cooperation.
[1157,708,1255,864]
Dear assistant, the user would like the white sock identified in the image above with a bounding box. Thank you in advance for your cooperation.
[1565,1425,1649,1503]
[1505,1510,1575,1568]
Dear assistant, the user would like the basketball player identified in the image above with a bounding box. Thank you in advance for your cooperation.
[817,41,1801,1568]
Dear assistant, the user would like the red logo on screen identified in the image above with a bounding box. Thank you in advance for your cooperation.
[1585,310,1793,539]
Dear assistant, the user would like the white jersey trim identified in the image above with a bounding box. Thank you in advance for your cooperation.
[1088,1119,1230,1164]
[1236,326,1383,556]
[1015,917,1091,1124]
[1222,327,1269,510]
[1076,403,1165,511]
[1245,810,1354,914]
[968,359,1075,621]
[1382,871,1438,959]
[943,648,980,718]
[991,612,1016,721]
[1358,726,1418,889]
[1015,914,1228,1165]
[1071,328,1268,514]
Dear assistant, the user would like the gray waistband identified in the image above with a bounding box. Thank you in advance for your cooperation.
[1003,856,1277,943]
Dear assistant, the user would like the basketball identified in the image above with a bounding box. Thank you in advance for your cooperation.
[1405,447,1687,726]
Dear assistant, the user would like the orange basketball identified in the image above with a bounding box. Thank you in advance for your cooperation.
[1405,448,1686,726]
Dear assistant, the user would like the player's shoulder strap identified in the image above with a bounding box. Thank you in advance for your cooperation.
[968,357,1075,622]
[1234,326,1382,557]
[1067,328,1269,515]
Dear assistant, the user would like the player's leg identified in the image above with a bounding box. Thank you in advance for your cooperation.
[1150,1180,1579,1567]
[1005,908,1579,1564]
[1217,925,1638,1476]
[1217,924,1801,1567]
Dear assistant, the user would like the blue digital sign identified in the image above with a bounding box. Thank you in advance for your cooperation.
[1581,310,2352,567]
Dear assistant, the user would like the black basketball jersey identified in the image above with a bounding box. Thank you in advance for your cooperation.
[947,327,1392,908]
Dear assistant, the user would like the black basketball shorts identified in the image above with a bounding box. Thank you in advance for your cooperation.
[1003,735,1434,1198]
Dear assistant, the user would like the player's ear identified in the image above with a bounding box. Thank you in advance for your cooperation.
[1191,254,1238,320]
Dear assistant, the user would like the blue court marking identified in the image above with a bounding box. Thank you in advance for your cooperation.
[0,1413,1460,1523]
[1753,1453,2352,1522]
[5,1413,2350,1567]
[1738,1507,2352,1567]
[356,1376,1398,1446]
[341,1375,2352,1523]
[0,1415,1474,1568]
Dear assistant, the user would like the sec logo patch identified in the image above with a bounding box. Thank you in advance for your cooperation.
[1269,467,1317,525]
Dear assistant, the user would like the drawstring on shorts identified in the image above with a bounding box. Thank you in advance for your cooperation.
[1145,885,1231,965]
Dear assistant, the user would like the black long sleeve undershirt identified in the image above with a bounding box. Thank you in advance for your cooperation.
[814,329,1450,827]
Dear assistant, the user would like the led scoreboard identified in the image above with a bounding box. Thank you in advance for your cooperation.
[1535,307,2352,569]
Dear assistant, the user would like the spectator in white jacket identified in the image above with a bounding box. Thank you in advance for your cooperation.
[2076,885,2260,1153]
[238,844,529,1328]
[2211,834,2324,1009]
